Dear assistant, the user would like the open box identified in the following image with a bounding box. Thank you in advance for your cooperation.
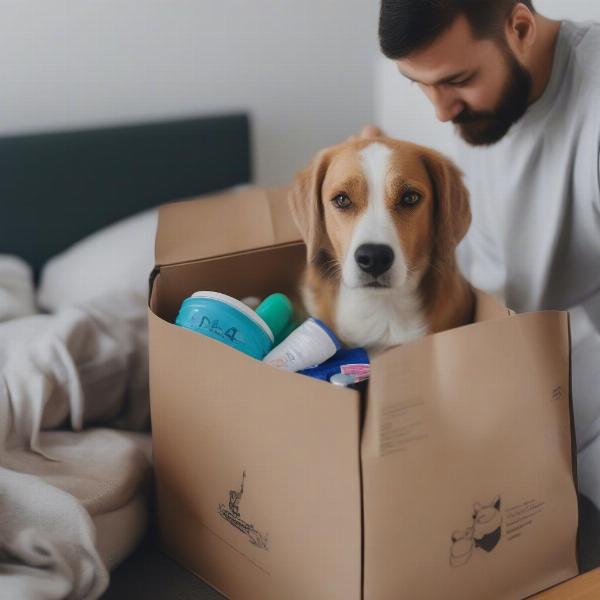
[148,186,579,600]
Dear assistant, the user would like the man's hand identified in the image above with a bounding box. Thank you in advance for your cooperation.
[346,124,385,142]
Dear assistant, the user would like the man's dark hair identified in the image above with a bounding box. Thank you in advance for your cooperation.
[379,0,535,59]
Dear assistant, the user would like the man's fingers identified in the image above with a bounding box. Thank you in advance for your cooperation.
[359,125,384,138]
[344,125,384,144]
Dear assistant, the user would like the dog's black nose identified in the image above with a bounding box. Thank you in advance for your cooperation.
[354,244,395,277]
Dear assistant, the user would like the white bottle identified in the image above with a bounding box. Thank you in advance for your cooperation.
[263,318,341,372]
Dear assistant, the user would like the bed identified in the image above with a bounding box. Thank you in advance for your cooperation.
[0,113,252,279]
[0,113,251,599]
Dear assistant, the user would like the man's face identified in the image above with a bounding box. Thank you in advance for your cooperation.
[395,15,532,146]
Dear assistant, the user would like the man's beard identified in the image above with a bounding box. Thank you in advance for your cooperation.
[453,49,533,146]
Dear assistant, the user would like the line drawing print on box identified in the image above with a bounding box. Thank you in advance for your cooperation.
[218,471,270,551]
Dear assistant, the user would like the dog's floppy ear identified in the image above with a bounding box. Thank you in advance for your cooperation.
[421,150,471,265]
[288,148,332,264]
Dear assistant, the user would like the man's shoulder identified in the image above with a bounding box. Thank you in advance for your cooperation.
[565,21,600,88]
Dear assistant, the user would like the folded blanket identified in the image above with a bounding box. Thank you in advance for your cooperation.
[0,283,152,599]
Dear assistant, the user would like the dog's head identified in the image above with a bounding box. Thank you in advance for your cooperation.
[289,136,471,292]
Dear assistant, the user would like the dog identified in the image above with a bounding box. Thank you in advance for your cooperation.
[288,134,475,352]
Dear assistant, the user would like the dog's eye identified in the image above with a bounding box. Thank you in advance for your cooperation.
[400,190,422,207]
[332,193,352,210]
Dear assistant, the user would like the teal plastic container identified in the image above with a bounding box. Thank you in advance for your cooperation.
[255,293,295,345]
[175,291,274,360]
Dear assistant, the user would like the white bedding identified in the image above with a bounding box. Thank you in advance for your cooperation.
[0,256,153,599]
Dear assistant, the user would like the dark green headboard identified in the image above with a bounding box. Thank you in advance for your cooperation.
[0,113,252,278]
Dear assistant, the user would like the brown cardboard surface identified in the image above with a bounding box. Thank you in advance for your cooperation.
[362,311,578,599]
[149,308,362,600]
[155,186,299,267]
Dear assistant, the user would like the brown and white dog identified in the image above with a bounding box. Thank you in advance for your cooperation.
[288,135,475,352]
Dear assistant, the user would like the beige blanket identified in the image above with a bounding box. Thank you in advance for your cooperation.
[0,256,152,599]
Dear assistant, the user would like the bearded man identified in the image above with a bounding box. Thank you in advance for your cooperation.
[364,0,600,563]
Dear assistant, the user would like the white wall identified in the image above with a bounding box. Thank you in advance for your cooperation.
[5,2,594,186]
[375,0,600,156]
[0,1,379,185]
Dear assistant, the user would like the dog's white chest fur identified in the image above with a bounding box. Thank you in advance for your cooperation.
[334,285,428,351]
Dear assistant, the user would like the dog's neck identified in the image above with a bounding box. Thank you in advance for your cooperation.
[302,257,474,352]
[419,257,475,335]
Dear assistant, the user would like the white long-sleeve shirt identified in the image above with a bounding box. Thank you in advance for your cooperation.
[454,20,600,505]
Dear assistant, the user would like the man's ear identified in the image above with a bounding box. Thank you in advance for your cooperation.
[421,150,471,266]
[288,148,332,265]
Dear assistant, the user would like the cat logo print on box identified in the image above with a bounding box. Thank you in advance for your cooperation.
[450,495,502,567]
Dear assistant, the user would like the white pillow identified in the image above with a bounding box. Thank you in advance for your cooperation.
[38,209,158,312]
[0,255,37,322]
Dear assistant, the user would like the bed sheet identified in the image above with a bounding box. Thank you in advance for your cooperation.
[0,256,153,599]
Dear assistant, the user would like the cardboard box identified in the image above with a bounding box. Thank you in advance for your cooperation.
[149,186,579,600]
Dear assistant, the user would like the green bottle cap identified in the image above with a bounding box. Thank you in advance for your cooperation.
[255,293,293,342]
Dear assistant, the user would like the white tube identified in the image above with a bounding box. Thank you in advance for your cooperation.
[263,318,341,372]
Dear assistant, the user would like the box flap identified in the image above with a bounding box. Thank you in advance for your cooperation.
[473,288,511,321]
[362,309,577,599]
[155,185,302,267]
